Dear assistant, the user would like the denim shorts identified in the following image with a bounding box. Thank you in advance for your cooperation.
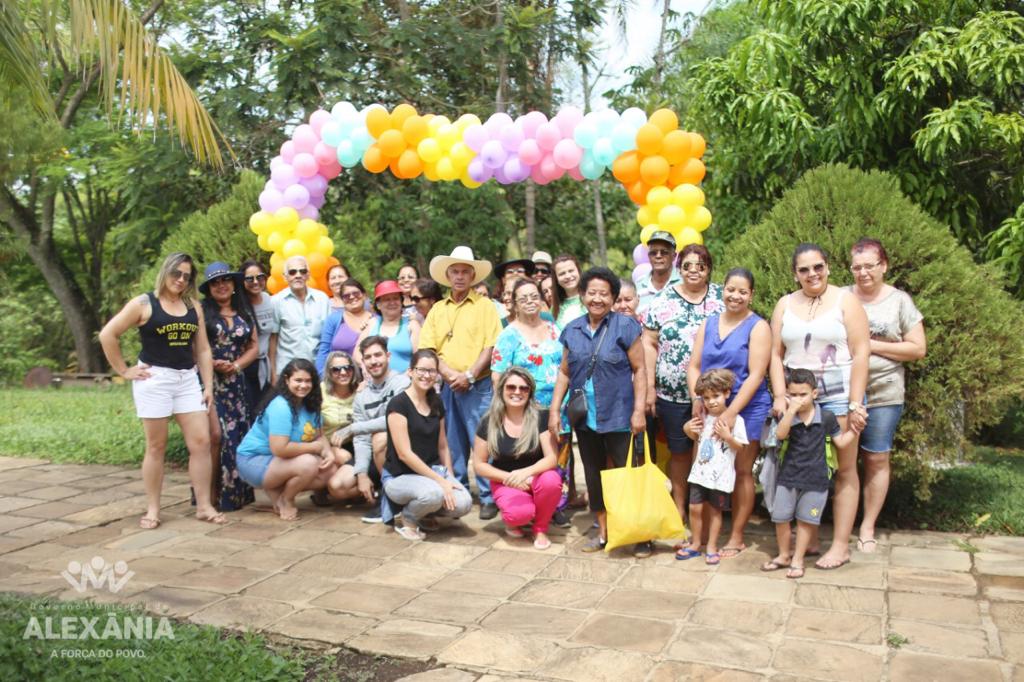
[237,454,273,488]
[860,404,905,454]
[819,395,866,418]
[655,397,693,454]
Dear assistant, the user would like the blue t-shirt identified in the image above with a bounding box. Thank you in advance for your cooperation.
[238,395,320,458]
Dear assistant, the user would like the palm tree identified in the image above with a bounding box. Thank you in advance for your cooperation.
[0,0,230,372]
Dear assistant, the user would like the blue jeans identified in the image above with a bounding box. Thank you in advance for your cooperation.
[441,377,493,504]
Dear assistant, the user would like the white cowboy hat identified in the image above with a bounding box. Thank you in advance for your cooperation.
[429,246,493,287]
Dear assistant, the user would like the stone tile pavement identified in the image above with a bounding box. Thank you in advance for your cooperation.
[2,455,1023,681]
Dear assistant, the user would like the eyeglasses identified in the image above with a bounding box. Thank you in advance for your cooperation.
[243,274,267,283]
[796,262,827,276]
[680,262,707,272]
[412,367,438,377]
[341,292,363,302]
[850,262,881,273]
[170,269,193,282]
[287,268,308,276]
[330,365,354,374]
[504,384,530,394]
[648,249,673,258]
[516,294,542,304]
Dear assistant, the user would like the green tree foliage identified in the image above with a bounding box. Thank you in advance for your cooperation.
[664,1,1024,270]
[721,164,1024,497]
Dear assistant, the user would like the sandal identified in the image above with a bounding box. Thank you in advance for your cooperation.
[705,552,721,566]
[857,537,878,554]
[720,546,745,559]
[418,516,441,532]
[139,516,161,530]
[395,524,425,541]
[786,565,805,579]
[760,558,791,572]
[196,511,228,525]
[505,526,526,538]
[814,556,851,570]
[675,547,702,561]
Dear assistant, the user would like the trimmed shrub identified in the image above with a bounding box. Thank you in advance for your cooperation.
[720,164,1024,497]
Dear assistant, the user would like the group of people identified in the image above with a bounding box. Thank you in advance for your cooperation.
[100,232,925,575]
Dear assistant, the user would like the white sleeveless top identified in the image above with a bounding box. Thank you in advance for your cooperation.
[781,291,852,401]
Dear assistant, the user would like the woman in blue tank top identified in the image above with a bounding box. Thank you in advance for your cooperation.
[355,280,420,373]
[687,268,772,557]
[99,252,227,530]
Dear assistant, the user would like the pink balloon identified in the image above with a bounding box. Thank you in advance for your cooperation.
[280,141,296,162]
[555,106,584,138]
[633,244,649,265]
[480,140,508,170]
[309,109,332,135]
[283,184,310,209]
[567,166,584,181]
[263,180,276,193]
[298,205,320,220]
[547,165,566,182]
[259,188,284,212]
[269,155,287,171]
[530,164,551,185]
[499,124,524,152]
[462,124,489,153]
[292,124,319,153]
[271,163,298,188]
[485,112,514,137]
[552,139,583,170]
[632,263,652,283]
[519,111,547,138]
[300,174,328,195]
[518,139,542,166]
[293,152,318,178]
[319,160,342,180]
[536,123,561,152]
[313,142,335,165]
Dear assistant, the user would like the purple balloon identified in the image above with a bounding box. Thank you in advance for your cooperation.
[499,124,524,152]
[467,158,492,183]
[300,174,328,195]
[632,263,652,283]
[633,243,649,266]
[269,155,287,171]
[493,165,511,185]
[480,139,508,170]
[309,193,326,209]
[462,124,489,153]
[259,188,284,212]
[263,179,276,193]
[503,156,528,183]
[298,204,319,220]
[283,184,310,209]
[271,163,298,188]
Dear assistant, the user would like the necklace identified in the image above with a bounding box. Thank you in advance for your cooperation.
[803,291,823,319]
[444,298,469,340]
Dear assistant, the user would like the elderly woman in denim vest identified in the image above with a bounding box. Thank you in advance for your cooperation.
[549,267,646,552]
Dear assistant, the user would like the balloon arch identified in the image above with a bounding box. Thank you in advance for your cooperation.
[248,103,711,294]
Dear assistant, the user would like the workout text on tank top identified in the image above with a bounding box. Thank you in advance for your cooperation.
[138,292,199,370]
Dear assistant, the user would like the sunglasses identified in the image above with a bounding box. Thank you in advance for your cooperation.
[209,276,233,286]
[504,384,530,394]
[534,267,551,276]
[169,269,193,282]
[796,262,827,276]
[680,262,707,272]
[330,365,354,374]
[243,274,267,283]
[341,291,363,302]
[287,268,308,276]
[648,248,674,258]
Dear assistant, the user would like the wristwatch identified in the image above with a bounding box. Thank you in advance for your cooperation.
[464,370,476,385]
[848,401,863,413]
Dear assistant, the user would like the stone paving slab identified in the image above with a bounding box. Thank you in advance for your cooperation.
[1,457,1021,679]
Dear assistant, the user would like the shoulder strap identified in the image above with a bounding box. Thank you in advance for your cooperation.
[825,435,837,478]
[585,321,610,381]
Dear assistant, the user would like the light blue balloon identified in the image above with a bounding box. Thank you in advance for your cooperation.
[573,121,598,149]
[593,138,616,166]
[580,152,604,180]
[621,107,648,129]
[351,127,373,152]
[320,121,343,146]
[611,123,637,154]
[336,141,361,168]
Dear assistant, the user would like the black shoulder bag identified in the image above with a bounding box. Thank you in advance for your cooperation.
[566,322,610,429]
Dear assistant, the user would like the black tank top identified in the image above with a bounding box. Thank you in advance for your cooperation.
[138,293,200,370]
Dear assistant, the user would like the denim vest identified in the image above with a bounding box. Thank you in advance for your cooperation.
[560,312,642,433]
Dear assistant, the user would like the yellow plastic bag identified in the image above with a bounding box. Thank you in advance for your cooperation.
[601,433,687,551]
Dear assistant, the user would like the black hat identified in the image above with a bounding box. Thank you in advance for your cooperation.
[494,258,537,280]
[199,261,243,295]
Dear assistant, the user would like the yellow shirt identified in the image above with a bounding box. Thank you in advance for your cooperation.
[320,385,354,438]
[419,290,502,375]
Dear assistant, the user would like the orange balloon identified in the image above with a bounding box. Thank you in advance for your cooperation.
[377,129,406,158]
[388,157,405,179]
[266,274,286,294]
[639,155,670,186]
[307,252,328,279]
[402,115,428,145]
[612,151,641,185]
[362,144,389,173]
[649,108,679,134]
[365,107,391,138]
[326,256,341,269]
[661,130,692,165]
[688,132,707,158]
[390,103,418,129]
[635,124,664,156]
[397,149,423,179]
[677,157,706,185]
[627,179,649,205]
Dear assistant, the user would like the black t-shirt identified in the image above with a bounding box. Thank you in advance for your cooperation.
[384,391,445,477]
[475,410,546,473]
[777,407,840,492]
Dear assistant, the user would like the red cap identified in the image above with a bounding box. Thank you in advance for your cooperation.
[374,280,404,299]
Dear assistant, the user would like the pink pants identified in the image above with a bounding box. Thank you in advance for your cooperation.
[491,469,562,534]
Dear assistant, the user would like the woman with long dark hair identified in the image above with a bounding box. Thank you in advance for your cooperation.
[199,262,258,511]
[317,278,374,372]
[552,254,585,327]
[236,359,339,521]
[239,259,275,415]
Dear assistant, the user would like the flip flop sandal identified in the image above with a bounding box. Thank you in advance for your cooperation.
[139,517,161,530]
[395,524,425,541]
[857,538,878,553]
[760,559,791,572]
[675,548,702,561]
[720,546,745,559]
[197,512,228,525]
[786,566,806,579]
[814,557,851,571]
[705,552,721,566]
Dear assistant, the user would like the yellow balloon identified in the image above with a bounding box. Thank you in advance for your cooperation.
[257,233,271,251]
[315,236,334,257]
[273,207,300,231]
[678,227,703,247]
[267,231,286,253]
[283,238,306,258]
[640,224,659,244]
[417,138,443,163]
[318,223,328,237]
[645,185,672,212]
[249,211,274,235]
[672,183,705,211]
[637,205,655,227]
[269,253,284,270]
[422,162,440,182]
[449,141,473,165]
[456,113,482,129]
[437,124,459,148]
[658,205,686,230]
[436,157,457,181]
[295,218,320,243]
[459,171,482,189]
[691,206,713,231]
[428,115,451,134]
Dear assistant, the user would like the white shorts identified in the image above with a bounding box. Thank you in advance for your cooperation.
[131,364,205,418]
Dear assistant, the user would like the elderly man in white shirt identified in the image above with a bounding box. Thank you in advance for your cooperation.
[268,255,330,382]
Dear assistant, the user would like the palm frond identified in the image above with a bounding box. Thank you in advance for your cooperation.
[0,0,57,118]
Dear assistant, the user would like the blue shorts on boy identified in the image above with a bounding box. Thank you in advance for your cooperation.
[237,396,320,487]
[772,404,840,525]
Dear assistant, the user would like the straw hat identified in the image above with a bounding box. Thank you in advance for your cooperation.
[428,246,492,287]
